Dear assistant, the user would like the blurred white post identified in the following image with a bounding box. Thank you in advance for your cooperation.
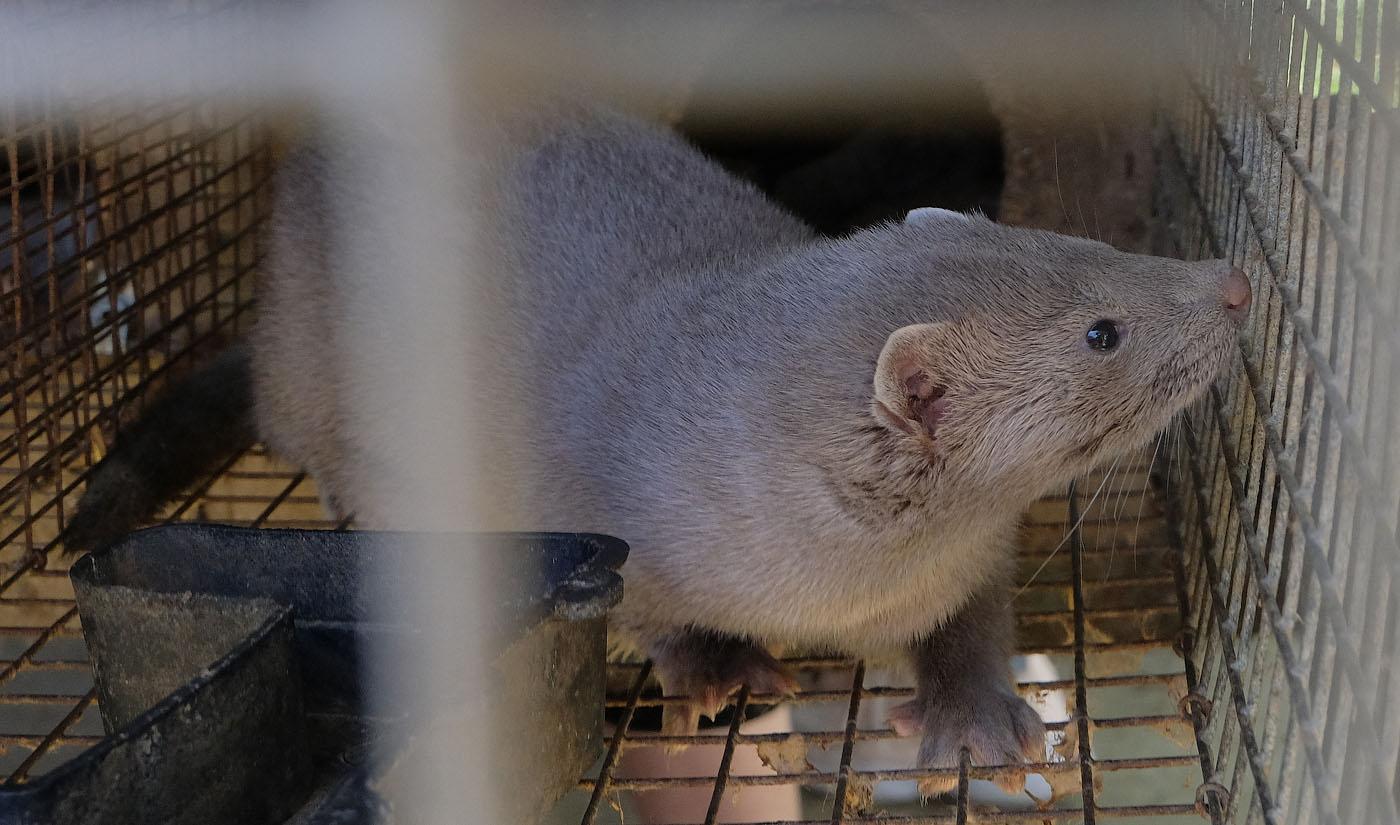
[0,2,498,820]
[314,3,498,822]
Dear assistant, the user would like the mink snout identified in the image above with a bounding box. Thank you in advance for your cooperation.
[1220,266,1252,322]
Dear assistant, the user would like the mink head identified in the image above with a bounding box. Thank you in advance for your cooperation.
[865,209,1250,499]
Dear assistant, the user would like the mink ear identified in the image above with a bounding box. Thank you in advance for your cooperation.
[904,207,970,226]
[872,323,953,443]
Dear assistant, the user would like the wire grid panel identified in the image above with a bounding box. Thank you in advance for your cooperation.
[0,89,290,782]
[1161,0,1400,824]
[573,458,1219,825]
[0,102,269,549]
[0,447,340,783]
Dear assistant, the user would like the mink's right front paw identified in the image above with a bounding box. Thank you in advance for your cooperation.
[888,687,1047,797]
[648,630,798,737]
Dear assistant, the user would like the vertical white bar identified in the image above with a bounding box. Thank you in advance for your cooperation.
[323,2,500,821]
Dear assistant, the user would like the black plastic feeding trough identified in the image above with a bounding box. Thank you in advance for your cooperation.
[0,525,626,825]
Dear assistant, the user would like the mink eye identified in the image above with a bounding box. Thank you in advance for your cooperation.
[1085,320,1120,351]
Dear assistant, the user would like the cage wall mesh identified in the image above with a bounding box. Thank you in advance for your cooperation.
[0,2,1391,824]
[0,77,339,780]
[1159,0,1400,824]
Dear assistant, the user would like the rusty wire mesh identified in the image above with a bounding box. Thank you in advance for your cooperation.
[1158,0,1400,824]
[0,95,307,782]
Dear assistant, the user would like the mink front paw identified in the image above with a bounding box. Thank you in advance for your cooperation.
[650,633,798,737]
[888,688,1046,797]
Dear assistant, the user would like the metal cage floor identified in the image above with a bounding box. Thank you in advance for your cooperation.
[559,452,1216,825]
[0,436,1217,824]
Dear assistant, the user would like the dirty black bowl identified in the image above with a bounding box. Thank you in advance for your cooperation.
[12,525,628,825]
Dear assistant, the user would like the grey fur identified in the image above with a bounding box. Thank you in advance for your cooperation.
[90,105,1250,779]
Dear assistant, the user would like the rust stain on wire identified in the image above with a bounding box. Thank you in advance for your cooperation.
[1066,482,1098,824]
[1164,458,1227,825]
[704,685,750,825]
[580,660,651,825]
[954,749,970,825]
[1176,426,1292,825]
[828,660,865,824]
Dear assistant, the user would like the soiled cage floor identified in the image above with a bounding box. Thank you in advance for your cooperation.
[0,435,1210,823]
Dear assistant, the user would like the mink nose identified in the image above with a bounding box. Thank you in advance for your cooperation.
[1221,266,1252,322]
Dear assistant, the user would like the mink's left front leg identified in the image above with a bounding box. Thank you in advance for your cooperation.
[888,582,1047,795]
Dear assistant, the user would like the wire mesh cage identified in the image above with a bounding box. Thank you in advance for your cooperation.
[1159,1,1400,823]
[0,1,1393,824]
[0,99,283,781]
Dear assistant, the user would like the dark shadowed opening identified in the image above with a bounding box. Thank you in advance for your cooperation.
[676,8,1003,237]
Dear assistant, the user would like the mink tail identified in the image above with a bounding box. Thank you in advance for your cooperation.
[60,343,257,555]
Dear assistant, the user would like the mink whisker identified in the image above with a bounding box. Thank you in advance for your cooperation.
[1130,428,1167,576]
[1012,450,1124,604]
